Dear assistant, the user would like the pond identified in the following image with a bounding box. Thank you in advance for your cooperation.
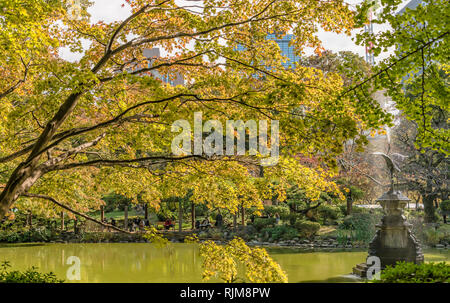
[0,243,448,283]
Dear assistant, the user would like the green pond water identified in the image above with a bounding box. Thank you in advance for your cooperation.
[0,243,448,283]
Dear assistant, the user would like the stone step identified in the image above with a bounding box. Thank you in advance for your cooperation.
[352,263,367,278]
[356,263,368,271]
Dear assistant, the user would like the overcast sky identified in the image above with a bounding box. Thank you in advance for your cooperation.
[59,0,410,64]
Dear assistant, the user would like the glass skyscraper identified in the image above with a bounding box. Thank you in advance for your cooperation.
[236,34,300,69]
[266,33,300,69]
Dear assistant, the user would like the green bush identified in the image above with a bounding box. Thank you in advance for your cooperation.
[0,261,64,283]
[283,213,304,226]
[341,213,369,229]
[0,227,58,243]
[263,205,290,218]
[317,204,340,220]
[423,228,441,246]
[338,213,381,244]
[261,225,298,241]
[294,220,320,238]
[314,204,342,225]
[422,224,450,246]
[252,218,276,231]
[375,262,450,283]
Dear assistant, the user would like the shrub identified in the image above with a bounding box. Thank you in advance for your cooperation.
[314,204,342,225]
[252,218,276,231]
[261,225,298,241]
[294,220,320,238]
[0,261,64,283]
[0,227,58,243]
[283,213,304,226]
[421,224,450,246]
[423,228,441,246]
[317,204,341,220]
[341,213,369,229]
[374,262,450,283]
[338,212,381,244]
[263,205,290,218]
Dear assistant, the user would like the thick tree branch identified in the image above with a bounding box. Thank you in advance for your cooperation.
[341,31,449,97]
[47,154,205,172]
[41,133,106,169]
[22,192,132,234]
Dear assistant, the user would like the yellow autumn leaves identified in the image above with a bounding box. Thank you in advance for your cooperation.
[144,231,287,283]
[200,237,288,283]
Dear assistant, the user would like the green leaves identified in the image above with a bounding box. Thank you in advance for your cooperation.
[375,261,450,283]
[0,261,64,283]
[356,0,449,154]
[0,0,394,224]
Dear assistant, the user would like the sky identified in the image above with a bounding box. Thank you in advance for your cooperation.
[59,0,411,64]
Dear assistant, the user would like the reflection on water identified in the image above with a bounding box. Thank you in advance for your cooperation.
[0,243,448,283]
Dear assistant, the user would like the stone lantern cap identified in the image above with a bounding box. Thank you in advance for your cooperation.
[376,190,411,202]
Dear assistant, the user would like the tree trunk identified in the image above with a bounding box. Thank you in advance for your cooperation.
[124,205,128,230]
[144,204,148,220]
[191,203,195,230]
[60,211,64,231]
[0,91,85,219]
[178,199,183,232]
[233,213,237,230]
[0,166,44,219]
[241,206,245,226]
[423,178,438,223]
[423,195,437,223]
[347,191,353,216]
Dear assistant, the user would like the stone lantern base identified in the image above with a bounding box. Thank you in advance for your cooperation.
[368,215,424,267]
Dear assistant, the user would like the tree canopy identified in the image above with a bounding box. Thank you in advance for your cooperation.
[0,0,392,219]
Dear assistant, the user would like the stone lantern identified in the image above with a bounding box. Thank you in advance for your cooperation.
[368,190,424,268]
[353,153,424,278]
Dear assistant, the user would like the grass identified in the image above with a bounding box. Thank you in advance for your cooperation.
[89,210,139,220]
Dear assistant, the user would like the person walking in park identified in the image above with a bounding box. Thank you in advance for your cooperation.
[164,218,174,230]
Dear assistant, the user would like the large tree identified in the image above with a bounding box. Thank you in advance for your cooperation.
[0,0,390,220]
[392,113,448,223]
